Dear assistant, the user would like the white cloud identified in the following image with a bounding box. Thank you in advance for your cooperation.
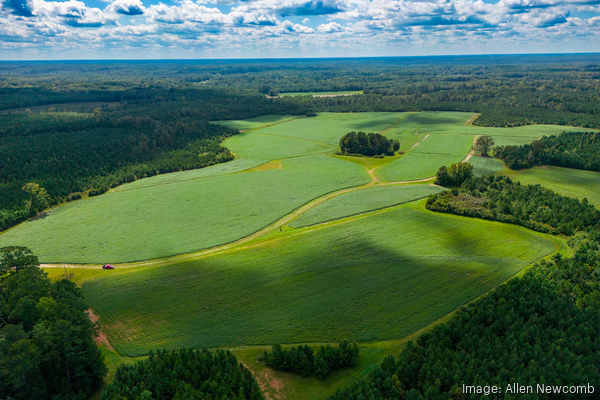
[317,21,343,32]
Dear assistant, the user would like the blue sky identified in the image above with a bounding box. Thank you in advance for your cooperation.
[1,0,599,59]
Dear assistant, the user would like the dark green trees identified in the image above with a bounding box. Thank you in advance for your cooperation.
[258,340,359,379]
[0,247,106,400]
[339,132,399,157]
[434,162,474,186]
[102,348,264,400]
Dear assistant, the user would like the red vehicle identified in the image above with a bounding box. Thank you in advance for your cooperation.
[102,264,115,269]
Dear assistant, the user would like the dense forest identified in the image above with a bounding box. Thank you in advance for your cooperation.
[329,173,600,399]
[258,340,359,379]
[102,348,264,400]
[494,131,600,171]
[434,162,474,187]
[339,131,399,157]
[0,246,106,400]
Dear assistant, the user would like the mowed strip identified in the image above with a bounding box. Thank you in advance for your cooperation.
[291,185,443,228]
[82,203,563,357]
[0,155,369,263]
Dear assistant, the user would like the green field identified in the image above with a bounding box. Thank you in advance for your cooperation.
[0,156,369,263]
[82,202,563,357]
[279,91,363,97]
[411,134,473,155]
[470,156,506,177]
[224,132,335,159]
[377,152,467,182]
[291,185,443,227]
[212,115,298,130]
[504,166,600,208]
[255,112,408,145]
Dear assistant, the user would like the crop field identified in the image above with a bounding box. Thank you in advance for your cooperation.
[470,156,506,177]
[0,155,369,263]
[411,134,473,156]
[291,185,443,227]
[504,166,600,207]
[255,112,408,145]
[279,91,363,97]
[82,202,563,357]
[211,115,298,130]
[377,153,466,181]
[224,132,335,159]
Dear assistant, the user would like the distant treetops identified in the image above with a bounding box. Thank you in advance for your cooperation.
[339,131,400,157]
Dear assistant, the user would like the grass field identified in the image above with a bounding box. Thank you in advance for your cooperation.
[81,202,563,356]
[0,156,369,263]
[279,91,363,97]
[411,134,473,156]
[504,166,600,207]
[291,185,443,227]
[470,156,506,177]
[224,132,335,159]
[211,115,298,130]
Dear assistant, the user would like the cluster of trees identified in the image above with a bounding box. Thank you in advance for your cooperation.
[258,340,359,379]
[339,131,400,157]
[426,175,600,235]
[102,348,264,400]
[329,238,600,399]
[434,162,474,187]
[494,131,600,171]
[0,246,107,400]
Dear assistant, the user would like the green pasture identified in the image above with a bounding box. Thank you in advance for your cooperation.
[279,91,363,97]
[411,134,473,156]
[291,185,443,228]
[0,155,369,263]
[82,202,562,357]
[255,112,408,145]
[504,166,600,208]
[211,115,298,130]
[470,156,506,177]
[224,132,335,159]
[377,152,466,182]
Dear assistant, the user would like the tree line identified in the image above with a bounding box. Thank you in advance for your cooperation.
[494,131,600,171]
[426,174,600,235]
[258,340,359,379]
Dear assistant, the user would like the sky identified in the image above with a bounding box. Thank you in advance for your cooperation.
[1,0,599,59]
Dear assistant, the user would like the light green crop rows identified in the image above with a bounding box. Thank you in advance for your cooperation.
[291,185,443,227]
[470,156,506,177]
[0,156,369,263]
[82,203,562,357]
[255,112,409,145]
[211,115,298,130]
[224,132,335,159]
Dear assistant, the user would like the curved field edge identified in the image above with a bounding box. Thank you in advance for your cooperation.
[77,201,565,357]
[290,184,444,228]
[0,155,370,264]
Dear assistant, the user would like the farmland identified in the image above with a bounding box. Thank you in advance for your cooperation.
[291,185,443,227]
[279,91,363,97]
[81,202,563,357]
[0,155,369,263]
